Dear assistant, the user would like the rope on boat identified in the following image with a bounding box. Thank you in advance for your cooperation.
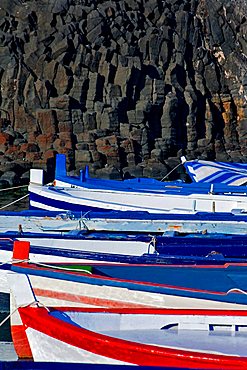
[81,210,91,219]
[160,162,183,182]
[77,219,88,231]
[33,261,93,274]
[1,259,93,275]
[0,258,30,266]
[0,300,40,328]
[0,193,29,210]
[147,236,157,254]
[0,184,28,192]
[0,260,12,266]
[226,288,247,295]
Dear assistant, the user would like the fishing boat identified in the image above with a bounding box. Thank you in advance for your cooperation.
[28,154,247,213]
[9,274,247,369]
[2,227,247,264]
[8,251,247,359]
[55,154,247,189]
[54,154,185,190]
[29,155,247,213]
[29,154,247,214]
[1,208,247,235]
[29,172,247,214]
[18,306,247,368]
[10,259,247,309]
[5,236,247,360]
[3,226,247,270]
[0,230,155,263]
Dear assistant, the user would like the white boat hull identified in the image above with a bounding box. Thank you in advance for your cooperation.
[29,182,247,214]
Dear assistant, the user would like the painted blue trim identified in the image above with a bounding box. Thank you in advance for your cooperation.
[55,154,67,178]
[0,362,190,370]
[37,181,247,197]
[54,155,247,195]
[29,192,111,212]
[0,230,152,242]
[2,208,247,222]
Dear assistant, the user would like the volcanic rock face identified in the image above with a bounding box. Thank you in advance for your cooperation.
[0,0,247,183]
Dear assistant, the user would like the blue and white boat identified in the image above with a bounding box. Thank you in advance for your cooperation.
[184,159,247,185]
[0,230,155,265]
[28,154,247,214]
[2,233,247,266]
[55,154,247,189]
[0,209,246,235]
[53,154,182,190]
[3,229,247,273]
[29,174,247,214]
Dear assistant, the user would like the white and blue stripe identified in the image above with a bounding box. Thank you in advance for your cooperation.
[184,160,247,186]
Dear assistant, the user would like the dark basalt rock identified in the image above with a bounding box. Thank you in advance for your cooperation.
[0,0,247,181]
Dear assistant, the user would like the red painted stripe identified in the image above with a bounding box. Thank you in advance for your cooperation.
[51,306,247,316]
[11,324,33,359]
[33,288,153,308]
[19,307,247,368]
[20,261,247,269]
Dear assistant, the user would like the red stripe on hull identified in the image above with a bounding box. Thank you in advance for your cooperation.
[33,288,153,308]
[11,324,33,359]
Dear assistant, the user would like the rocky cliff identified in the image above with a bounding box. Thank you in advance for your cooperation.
[0,0,247,184]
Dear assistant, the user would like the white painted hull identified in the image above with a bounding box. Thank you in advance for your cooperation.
[25,328,130,364]
[0,215,79,233]
[0,249,104,267]
[29,182,247,213]
[15,237,152,256]
[19,305,247,365]
[11,273,247,312]
[82,217,247,234]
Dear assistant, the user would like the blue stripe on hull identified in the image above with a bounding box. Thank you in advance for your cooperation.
[29,192,112,212]
[0,362,184,370]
